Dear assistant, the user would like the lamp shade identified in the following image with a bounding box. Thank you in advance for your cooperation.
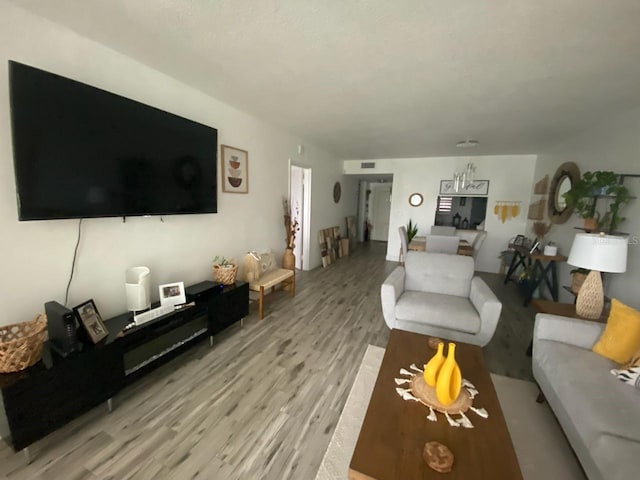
[567,233,628,273]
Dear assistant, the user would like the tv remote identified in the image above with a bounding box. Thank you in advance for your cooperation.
[134,304,174,326]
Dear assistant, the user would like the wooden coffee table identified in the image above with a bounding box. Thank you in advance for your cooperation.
[349,329,522,479]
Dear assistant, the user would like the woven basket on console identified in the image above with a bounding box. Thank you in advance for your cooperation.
[213,263,238,285]
[0,313,47,373]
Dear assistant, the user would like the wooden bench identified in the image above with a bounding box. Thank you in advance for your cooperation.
[243,252,295,320]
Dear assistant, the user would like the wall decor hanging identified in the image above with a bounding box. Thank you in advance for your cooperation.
[440,179,489,196]
[333,181,341,203]
[221,144,248,193]
[493,201,521,223]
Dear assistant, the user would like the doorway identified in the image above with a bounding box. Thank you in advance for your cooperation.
[370,184,392,242]
[289,165,312,270]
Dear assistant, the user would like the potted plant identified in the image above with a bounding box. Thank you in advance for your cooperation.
[517,265,535,295]
[212,256,238,285]
[562,171,632,232]
[406,219,418,244]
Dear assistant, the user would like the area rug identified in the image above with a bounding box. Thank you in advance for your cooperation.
[314,345,586,480]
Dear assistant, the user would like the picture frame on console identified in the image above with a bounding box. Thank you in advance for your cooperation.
[73,299,109,344]
[221,144,249,194]
[159,282,186,307]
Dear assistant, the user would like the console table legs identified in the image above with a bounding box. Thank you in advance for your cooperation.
[23,447,31,464]
[107,398,113,413]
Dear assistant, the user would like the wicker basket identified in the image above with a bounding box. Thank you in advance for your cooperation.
[0,314,47,373]
[213,263,238,285]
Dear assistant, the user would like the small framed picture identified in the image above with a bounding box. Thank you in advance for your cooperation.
[159,281,186,307]
[513,234,526,246]
[73,299,109,344]
[221,144,249,194]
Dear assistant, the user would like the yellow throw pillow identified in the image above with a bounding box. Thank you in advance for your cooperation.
[592,299,640,364]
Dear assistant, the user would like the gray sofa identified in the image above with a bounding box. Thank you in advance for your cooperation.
[380,251,502,347]
[533,314,640,480]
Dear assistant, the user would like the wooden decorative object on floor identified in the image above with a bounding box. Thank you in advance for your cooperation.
[318,226,343,267]
[423,441,454,473]
[0,314,47,373]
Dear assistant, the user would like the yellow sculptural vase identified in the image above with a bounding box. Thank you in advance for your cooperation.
[423,342,445,387]
[435,342,462,406]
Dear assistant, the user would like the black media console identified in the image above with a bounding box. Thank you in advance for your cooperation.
[0,280,248,455]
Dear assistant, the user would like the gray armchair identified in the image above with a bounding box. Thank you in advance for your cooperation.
[424,234,459,254]
[398,226,408,263]
[431,226,456,236]
[380,251,502,347]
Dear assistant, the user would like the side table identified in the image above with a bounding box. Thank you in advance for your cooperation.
[504,245,567,306]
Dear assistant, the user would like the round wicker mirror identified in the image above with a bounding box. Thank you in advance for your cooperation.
[548,162,580,224]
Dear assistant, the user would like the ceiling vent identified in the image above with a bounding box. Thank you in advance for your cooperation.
[361,162,376,169]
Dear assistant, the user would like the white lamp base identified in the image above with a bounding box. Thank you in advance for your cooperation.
[575,270,603,319]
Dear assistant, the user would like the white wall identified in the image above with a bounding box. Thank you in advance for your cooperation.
[0,3,356,326]
[344,155,537,272]
[532,105,640,307]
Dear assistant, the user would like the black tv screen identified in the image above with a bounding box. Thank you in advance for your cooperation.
[9,61,218,220]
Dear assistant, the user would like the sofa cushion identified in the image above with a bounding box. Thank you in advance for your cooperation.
[535,339,640,450]
[404,251,474,297]
[611,366,640,390]
[593,299,640,364]
[395,291,480,334]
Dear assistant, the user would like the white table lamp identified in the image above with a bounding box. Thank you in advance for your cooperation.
[126,266,151,312]
[567,233,627,319]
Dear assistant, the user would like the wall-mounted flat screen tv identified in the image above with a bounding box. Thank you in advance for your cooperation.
[9,60,218,220]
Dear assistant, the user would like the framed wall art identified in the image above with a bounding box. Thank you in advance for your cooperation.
[439,179,489,196]
[221,144,249,194]
[73,299,109,344]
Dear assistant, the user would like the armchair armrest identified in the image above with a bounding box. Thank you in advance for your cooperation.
[533,313,604,350]
[380,266,405,329]
[469,277,502,346]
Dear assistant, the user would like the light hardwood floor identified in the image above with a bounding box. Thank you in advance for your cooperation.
[0,242,537,479]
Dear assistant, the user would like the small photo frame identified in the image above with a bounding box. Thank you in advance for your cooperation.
[159,281,186,307]
[73,299,109,344]
[221,144,249,194]
[513,234,526,246]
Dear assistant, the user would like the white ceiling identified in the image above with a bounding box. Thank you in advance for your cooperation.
[11,0,640,159]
